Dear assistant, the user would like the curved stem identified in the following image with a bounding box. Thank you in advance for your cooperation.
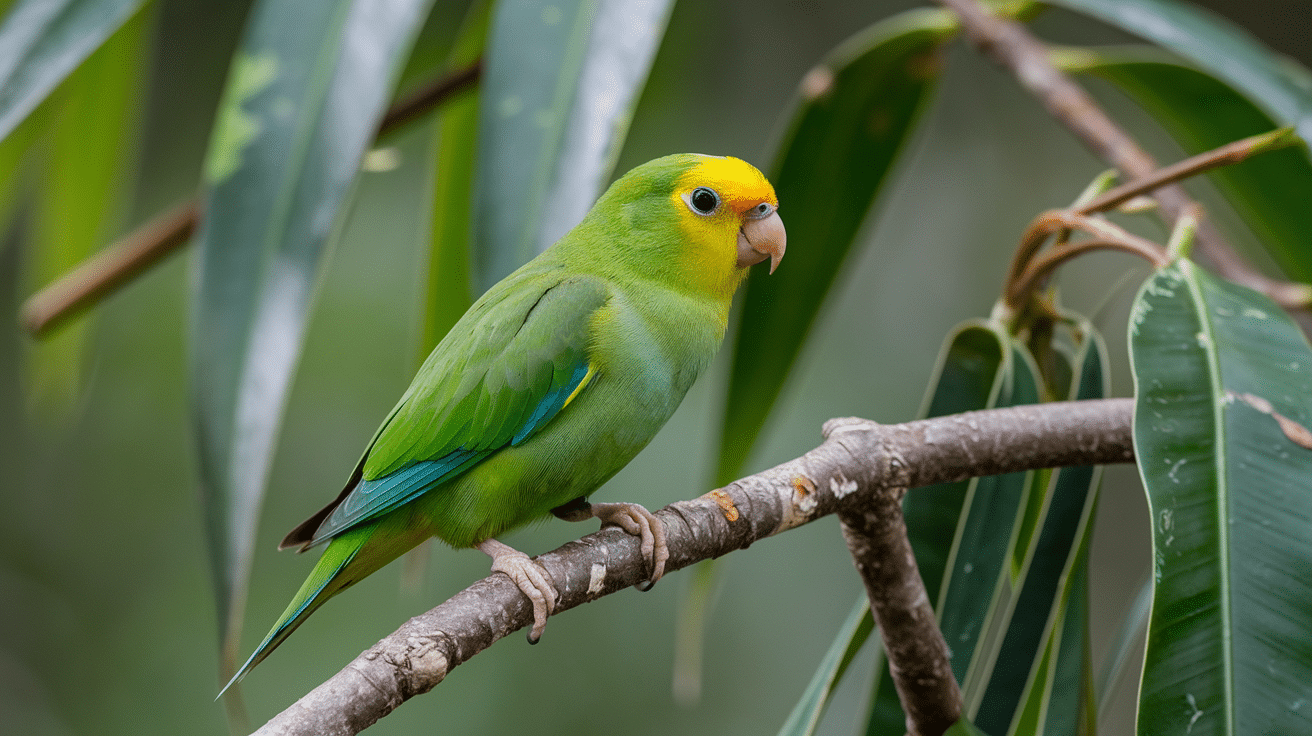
[1007,237,1169,310]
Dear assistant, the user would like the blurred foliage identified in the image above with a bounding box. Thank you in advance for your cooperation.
[1,1,1311,735]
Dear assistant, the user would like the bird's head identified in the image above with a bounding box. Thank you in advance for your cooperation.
[580,154,786,302]
[669,154,786,278]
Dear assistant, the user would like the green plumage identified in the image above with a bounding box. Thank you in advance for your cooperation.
[223,154,779,691]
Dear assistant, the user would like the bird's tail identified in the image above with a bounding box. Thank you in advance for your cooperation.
[219,516,423,697]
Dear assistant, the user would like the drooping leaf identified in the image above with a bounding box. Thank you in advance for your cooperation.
[945,345,1041,705]
[1046,0,1312,145]
[0,0,146,141]
[1061,48,1312,282]
[1129,259,1312,736]
[472,0,674,291]
[776,597,876,736]
[715,8,955,486]
[977,324,1107,735]
[22,7,146,414]
[419,0,489,359]
[191,0,437,671]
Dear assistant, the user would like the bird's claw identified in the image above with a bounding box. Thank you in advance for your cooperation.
[588,502,668,588]
[477,539,558,643]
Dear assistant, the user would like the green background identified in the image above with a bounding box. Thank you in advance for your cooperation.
[1,1,1306,734]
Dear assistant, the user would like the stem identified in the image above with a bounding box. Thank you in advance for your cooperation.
[20,62,482,337]
[937,0,1310,309]
[1008,238,1167,310]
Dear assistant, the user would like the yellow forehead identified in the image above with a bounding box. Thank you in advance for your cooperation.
[675,155,777,214]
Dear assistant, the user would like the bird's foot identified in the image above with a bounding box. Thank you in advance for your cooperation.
[587,502,668,590]
[477,538,557,643]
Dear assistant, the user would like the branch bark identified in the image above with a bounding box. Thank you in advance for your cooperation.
[250,398,1135,736]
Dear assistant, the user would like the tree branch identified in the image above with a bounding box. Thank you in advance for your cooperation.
[250,398,1135,736]
[19,62,482,337]
[938,0,1312,310]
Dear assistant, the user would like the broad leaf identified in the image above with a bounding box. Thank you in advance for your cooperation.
[0,0,146,141]
[1047,0,1312,145]
[1129,259,1312,735]
[1062,49,1312,282]
[191,0,437,670]
[472,0,673,291]
[716,8,954,485]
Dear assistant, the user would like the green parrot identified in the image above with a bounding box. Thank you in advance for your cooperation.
[222,153,785,692]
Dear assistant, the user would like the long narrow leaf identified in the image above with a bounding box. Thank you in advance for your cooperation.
[419,0,489,358]
[472,0,673,291]
[23,7,145,414]
[776,597,876,736]
[191,0,436,670]
[715,8,954,485]
[1062,48,1312,281]
[978,325,1108,734]
[1129,259,1312,735]
[0,0,146,141]
[866,321,1010,735]
[1046,0,1312,144]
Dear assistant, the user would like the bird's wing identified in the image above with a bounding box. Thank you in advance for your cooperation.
[282,274,608,550]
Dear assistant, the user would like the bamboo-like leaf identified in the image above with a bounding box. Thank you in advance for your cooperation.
[1061,48,1312,281]
[0,0,146,141]
[22,7,146,413]
[1046,0,1312,144]
[191,0,436,671]
[1129,259,1312,735]
[472,0,673,291]
[776,597,876,736]
[715,8,954,486]
[419,0,489,359]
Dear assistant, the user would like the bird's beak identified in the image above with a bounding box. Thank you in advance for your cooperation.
[736,210,786,274]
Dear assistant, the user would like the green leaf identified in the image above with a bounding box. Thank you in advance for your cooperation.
[977,325,1107,734]
[944,717,991,736]
[866,322,1010,735]
[715,8,954,485]
[0,0,146,142]
[776,597,876,736]
[190,0,436,669]
[946,344,1041,703]
[419,0,489,359]
[1129,259,1312,735]
[22,7,146,413]
[1061,48,1312,282]
[1045,0,1312,144]
[472,0,674,290]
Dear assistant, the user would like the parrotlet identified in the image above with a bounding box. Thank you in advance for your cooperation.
[223,153,785,692]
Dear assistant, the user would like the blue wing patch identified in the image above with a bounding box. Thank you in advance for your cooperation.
[306,360,596,547]
[307,449,486,548]
[512,361,592,445]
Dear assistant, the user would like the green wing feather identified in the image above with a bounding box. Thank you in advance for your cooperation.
[284,271,608,549]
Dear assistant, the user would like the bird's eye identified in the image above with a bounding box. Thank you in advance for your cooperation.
[687,187,720,215]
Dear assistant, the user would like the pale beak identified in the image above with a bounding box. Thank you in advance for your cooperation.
[736,210,786,274]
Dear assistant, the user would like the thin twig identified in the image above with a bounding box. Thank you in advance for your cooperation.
[19,62,482,337]
[249,399,1135,736]
[1010,238,1165,310]
[939,0,1311,308]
